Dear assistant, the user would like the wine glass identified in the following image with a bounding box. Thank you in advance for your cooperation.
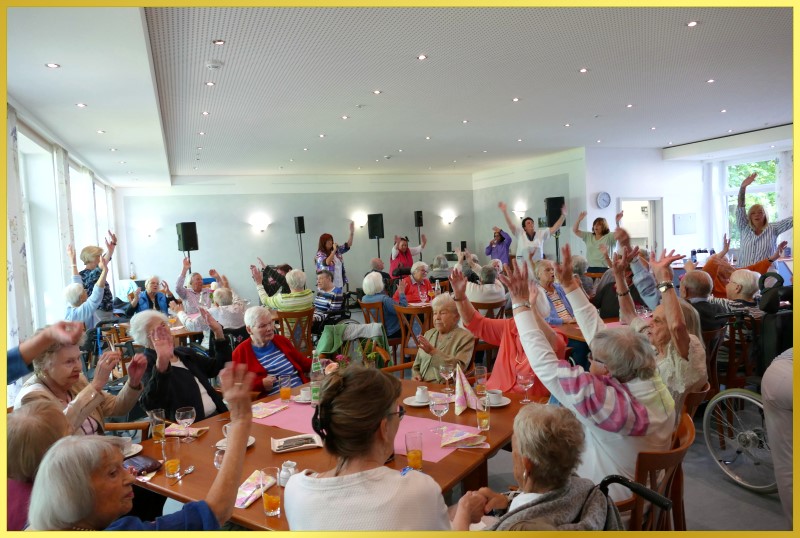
[427,289,436,302]
[516,373,534,404]
[175,406,196,442]
[213,449,225,470]
[439,364,455,394]
[429,395,449,435]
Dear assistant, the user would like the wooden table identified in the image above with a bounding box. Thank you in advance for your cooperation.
[554,317,620,343]
[135,379,543,530]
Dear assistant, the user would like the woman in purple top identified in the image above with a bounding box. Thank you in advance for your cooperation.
[315,221,355,289]
[485,226,512,265]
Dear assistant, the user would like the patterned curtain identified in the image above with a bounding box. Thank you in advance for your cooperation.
[776,151,793,248]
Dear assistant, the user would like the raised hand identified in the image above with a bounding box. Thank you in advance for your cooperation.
[650,249,684,282]
[349,221,355,233]
[492,226,500,233]
[615,210,624,223]
[561,204,568,216]
[256,257,266,270]
[498,201,507,212]
[741,172,757,188]
[527,278,541,308]
[554,244,575,287]
[182,257,191,271]
[250,265,263,285]
[169,300,184,313]
[209,268,221,281]
[497,259,530,303]
[577,210,587,222]
[126,354,147,388]
[417,335,434,354]
[66,244,76,263]
[92,351,121,388]
[598,243,609,257]
[160,280,171,294]
[613,227,632,249]
[449,266,468,297]
[219,363,256,422]
[773,240,788,260]
[420,233,427,247]
[48,321,85,345]
[150,323,174,370]
[397,278,407,295]
[104,230,117,260]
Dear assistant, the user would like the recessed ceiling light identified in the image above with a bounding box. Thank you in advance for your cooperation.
[425,136,431,140]
[319,134,325,138]
[96,130,106,134]
[417,54,427,60]
[373,90,382,95]
[728,129,733,133]
[517,139,523,142]
[202,111,209,116]
[303,148,308,151]
[205,81,215,87]
[626,104,633,108]
[341,115,348,120]
[197,147,203,150]
[289,158,294,162]
[109,148,117,152]
[453,160,457,163]
[76,103,87,108]
[375,159,379,162]
[45,63,60,68]
[118,161,126,164]
[651,127,656,130]
[462,120,469,124]
[687,21,698,27]
[212,39,225,45]
[199,132,205,136]
[564,123,570,127]
[482,150,488,153]
[579,68,588,73]
[193,166,198,170]
[770,145,776,148]
[668,141,673,145]
[721,109,727,113]
[596,139,602,143]
[512,97,519,102]
[398,149,403,152]
[707,79,715,83]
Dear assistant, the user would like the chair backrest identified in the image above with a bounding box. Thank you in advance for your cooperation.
[438,280,451,294]
[701,325,727,397]
[274,307,315,356]
[359,300,387,325]
[682,381,710,420]
[105,421,151,441]
[394,304,433,363]
[625,413,696,531]
[470,299,507,320]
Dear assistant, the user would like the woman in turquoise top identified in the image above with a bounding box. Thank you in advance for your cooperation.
[572,210,622,273]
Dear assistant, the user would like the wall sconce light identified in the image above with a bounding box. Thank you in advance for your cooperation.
[248,213,271,233]
[512,202,527,219]
[441,209,457,225]
[353,211,369,228]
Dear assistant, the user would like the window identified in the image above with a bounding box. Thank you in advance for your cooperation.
[724,158,778,249]
[70,165,97,251]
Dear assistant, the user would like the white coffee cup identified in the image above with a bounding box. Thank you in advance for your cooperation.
[415,386,430,403]
[300,387,311,401]
[487,389,503,406]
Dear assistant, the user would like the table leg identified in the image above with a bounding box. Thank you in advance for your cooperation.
[461,460,488,492]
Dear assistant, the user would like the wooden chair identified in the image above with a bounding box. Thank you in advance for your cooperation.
[359,300,401,361]
[719,314,758,390]
[701,325,727,398]
[274,307,315,356]
[469,299,507,368]
[395,304,433,364]
[105,421,151,441]
[615,413,695,531]
[683,381,710,420]
[438,280,451,294]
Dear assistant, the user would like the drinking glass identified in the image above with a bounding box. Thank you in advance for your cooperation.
[405,432,424,470]
[260,467,281,517]
[429,395,449,435]
[175,406,196,442]
[439,364,455,394]
[148,409,166,444]
[476,397,491,431]
[162,438,181,478]
[474,365,487,396]
[213,449,225,470]
[516,373,535,404]
[279,375,292,403]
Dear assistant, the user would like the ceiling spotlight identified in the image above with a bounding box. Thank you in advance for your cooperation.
[45,63,60,68]
[212,39,225,45]
[398,149,403,152]
[199,131,205,135]
[517,139,523,142]
[193,166,198,170]
[564,123,570,127]
[721,109,727,113]
[375,159,379,162]
[205,81,215,86]
[425,136,431,140]
[373,90,382,95]
[109,148,118,152]
[651,126,656,130]
[319,134,325,138]
[303,148,308,151]
[202,111,209,116]
[341,115,348,120]
[118,161,126,164]
[126,171,133,174]
[417,54,427,60]
[289,158,294,162]
[197,147,203,150]
[770,145,776,148]
[96,130,106,134]
[579,67,588,73]
[462,120,469,124]
[668,141,673,145]
[76,103,87,108]
[687,21,698,27]
[453,160,457,163]
[512,97,519,102]
[596,139,602,143]
[482,150,488,153]
[707,79,715,83]
[728,129,733,133]
[626,104,633,108]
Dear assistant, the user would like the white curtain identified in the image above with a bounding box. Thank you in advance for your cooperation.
[776,151,793,251]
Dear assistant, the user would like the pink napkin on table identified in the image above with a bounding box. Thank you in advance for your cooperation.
[234,469,275,509]
[251,401,288,419]
[440,428,486,448]
[453,364,479,415]
[165,424,209,438]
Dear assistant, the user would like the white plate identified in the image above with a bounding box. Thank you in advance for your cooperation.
[403,396,432,408]
[292,395,312,404]
[488,396,511,408]
[215,436,256,449]
[123,443,143,459]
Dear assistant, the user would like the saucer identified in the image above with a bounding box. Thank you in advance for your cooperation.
[215,436,256,449]
[292,395,312,404]
[123,443,143,458]
[403,396,433,407]
[488,396,511,407]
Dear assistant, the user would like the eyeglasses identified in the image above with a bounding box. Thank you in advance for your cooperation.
[387,405,406,421]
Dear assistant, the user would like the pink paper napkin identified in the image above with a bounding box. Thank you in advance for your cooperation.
[235,469,275,509]
[453,363,478,415]
[251,401,288,419]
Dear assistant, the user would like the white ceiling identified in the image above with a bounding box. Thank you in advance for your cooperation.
[7,7,793,189]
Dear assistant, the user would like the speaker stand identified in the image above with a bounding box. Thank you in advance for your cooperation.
[374,237,381,259]
[554,231,561,264]
[416,227,422,261]
[296,233,305,272]
[184,251,192,272]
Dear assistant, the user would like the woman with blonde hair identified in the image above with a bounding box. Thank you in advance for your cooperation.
[736,172,793,267]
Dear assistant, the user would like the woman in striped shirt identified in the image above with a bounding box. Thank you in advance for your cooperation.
[737,172,793,267]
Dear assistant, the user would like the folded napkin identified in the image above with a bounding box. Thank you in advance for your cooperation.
[440,429,486,448]
[453,363,479,415]
[135,469,159,483]
[235,469,276,509]
[165,424,209,438]
[251,401,288,419]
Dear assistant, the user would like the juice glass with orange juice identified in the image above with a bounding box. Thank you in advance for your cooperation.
[279,375,292,403]
[148,409,166,444]
[162,438,181,478]
[404,431,424,470]
[476,397,491,432]
[260,467,281,516]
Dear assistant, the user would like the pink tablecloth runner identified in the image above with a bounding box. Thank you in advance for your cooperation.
[252,402,478,463]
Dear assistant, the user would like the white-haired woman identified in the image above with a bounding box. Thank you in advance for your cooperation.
[251,266,314,312]
[125,275,170,316]
[64,244,109,330]
[429,254,451,281]
[14,329,145,436]
[502,251,674,502]
[411,294,475,381]
[571,254,594,296]
[232,306,311,395]
[26,364,255,531]
[361,271,408,338]
[132,309,231,422]
[452,404,622,530]
[75,230,117,318]
[393,261,433,303]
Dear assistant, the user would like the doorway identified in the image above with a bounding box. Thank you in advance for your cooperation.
[619,198,663,254]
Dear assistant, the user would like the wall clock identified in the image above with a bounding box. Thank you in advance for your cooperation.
[596,191,611,209]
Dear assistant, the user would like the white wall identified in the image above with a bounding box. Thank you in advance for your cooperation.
[584,148,705,254]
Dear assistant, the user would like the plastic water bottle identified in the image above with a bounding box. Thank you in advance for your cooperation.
[690,249,697,263]
[434,280,442,296]
[309,351,323,407]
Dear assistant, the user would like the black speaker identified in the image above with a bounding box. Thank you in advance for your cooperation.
[414,210,423,228]
[545,196,566,228]
[460,240,467,251]
[294,216,305,234]
[176,222,198,251]
[367,214,384,239]
[446,241,453,252]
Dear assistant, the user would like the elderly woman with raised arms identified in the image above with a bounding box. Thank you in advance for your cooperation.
[26,364,256,530]
[14,328,145,435]
[411,294,475,382]
[736,172,793,267]
[501,251,674,501]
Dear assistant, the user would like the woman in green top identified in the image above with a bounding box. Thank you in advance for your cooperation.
[572,211,622,273]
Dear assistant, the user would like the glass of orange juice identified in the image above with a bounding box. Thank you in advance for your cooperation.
[148,409,166,444]
[405,431,424,470]
[279,375,292,403]
[260,467,281,517]
[476,397,491,432]
[474,365,487,396]
[162,438,181,478]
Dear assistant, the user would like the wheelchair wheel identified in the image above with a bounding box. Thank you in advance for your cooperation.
[702,388,777,493]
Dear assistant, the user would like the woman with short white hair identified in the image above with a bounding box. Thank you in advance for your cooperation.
[393,261,433,303]
[429,254,451,281]
[411,294,474,381]
[361,272,408,338]
[64,243,109,330]
[252,266,314,312]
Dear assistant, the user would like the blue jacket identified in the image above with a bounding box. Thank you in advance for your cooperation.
[361,292,408,337]
[539,283,574,325]
[129,291,170,316]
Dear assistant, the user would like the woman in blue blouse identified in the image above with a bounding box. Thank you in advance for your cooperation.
[360,272,408,338]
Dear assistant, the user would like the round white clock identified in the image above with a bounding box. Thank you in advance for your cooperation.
[596,191,611,209]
